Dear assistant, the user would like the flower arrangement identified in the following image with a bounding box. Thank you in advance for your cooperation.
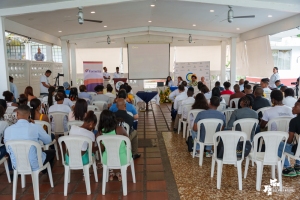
[160,87,172,103]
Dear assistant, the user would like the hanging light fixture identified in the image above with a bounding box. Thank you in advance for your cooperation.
[188,34,192,43]
[107,35,111,44]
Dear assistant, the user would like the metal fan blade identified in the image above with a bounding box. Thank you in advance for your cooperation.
[84,19,103,23]
[233,15,255,18]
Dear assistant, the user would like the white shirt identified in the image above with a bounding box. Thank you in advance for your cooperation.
[204,91,212,100]
[179,97,195,119]
[283,96,297,108]
[105,92,116,99]
[270,73,280,89]
[169,87,188,101]
[0,121,9,146]
[167,80,174,87]
[262,105,293,131]
[103,72,110,79]
[174,92,188,110]
[63,98,74,107]
[40,75,49,94]
[69,125,95,151]
[113,72,121,78]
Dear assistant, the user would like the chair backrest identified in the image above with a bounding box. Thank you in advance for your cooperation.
[87,92,97,96]
[187,109,204,128]
[253,131,288,164]
[229,98,240,108]
[48,112,68,133]
[34,120,51,135]
[293,134,300,158]
[217,102,227,111]
[93,101,108,111]
[213,131,247,162]
[233,118,259,141]
[5,140,43,173]
[182,104,193,119]
[67,121,84,132]
[58,136,93,168]
[222,109,236,127]
[256,107,271,115]
[221,95,230,105]
[197,119,224,144]
[267,117,293,132]
[109,97,115,105]
[96,135,131,167]
[83,98,91,104]
[6,106,17,114]
[87,105,99,112]
[94,111,101,131]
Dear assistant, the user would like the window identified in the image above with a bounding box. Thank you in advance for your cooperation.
[7,44,25,60]
[272,50,291,70]
[31,44,47,61]
[52,45,62,63]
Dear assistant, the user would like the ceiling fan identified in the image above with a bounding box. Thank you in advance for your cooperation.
[221,6,255,23]
[78,7,102,24]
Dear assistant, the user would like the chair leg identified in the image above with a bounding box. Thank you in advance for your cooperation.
[68,169,71,183]
[244,157,249,179]
[277,161,283,192]
[54,143,59,160]
[12,171,18,200]
[4,160,11,183]
[21,174,25,188]
[256,162,263,191]
[258,138,263,152]
[130,162,136,183]
[31,171,40,200]
[83,166,91,195]
[92,162,98,182]
[177,120,181,135]
[64,166,69,196]
[217,161,223,189]
[121,167,128,196]
[199,144,205,166]
[47,164,54,187]
[182,122,187,138]
[237,161,243,190]
[102,166,107,195]
[192,140,196,158]
[271,165,275,179]
[211,158,215,178]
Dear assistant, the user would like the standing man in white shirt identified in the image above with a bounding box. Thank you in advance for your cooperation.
[173,85,188,131]
[9,76,19,102]
[34,48,45,61]
[103,67,110,87]
[113,67,121,79]
[270,67,280,89]
[40,70,52,96]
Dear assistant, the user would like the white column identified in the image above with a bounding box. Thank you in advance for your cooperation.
[230,37,237,87]
[24,43,32,60]
[220,40,226,83]
[61,40,70,83]
[46,45,53,62]
[120,47,123,73]
[0,17,10,94]
[70,43,77,87]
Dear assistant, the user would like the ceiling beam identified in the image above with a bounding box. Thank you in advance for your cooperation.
[239,13,300,41]
[0,0,140,17]
[178,0,300,13]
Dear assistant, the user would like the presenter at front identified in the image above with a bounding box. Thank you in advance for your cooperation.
[113,67,121,78]
[269,67,280,89]
[40,70,52,96]
[103,66,111,87]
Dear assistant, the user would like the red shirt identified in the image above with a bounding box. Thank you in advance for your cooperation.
[221,90,234,95]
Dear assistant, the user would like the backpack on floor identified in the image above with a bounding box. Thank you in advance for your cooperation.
[186,136,193,152]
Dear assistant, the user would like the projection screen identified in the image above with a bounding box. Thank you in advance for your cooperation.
[128,44,170,79]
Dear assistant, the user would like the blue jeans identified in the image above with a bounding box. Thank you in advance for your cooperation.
[278,142,300,168]
[191,130,212,151]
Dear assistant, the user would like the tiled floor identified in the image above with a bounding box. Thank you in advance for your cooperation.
[2,103,300,200]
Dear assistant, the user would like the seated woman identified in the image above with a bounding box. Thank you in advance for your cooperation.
[68,99,88,121]
[30,98,50,123]
[66,110,97,165]
[18,94,28,106]
[211,87,226,104]
[177,76,183,86]
[24,86,37,102]
[188,75,198,87]
[2,91,18,107]
[200,85,212,100]
[42,86,56,107]
[98,110,129,181]
[165,76,174,87]
[69,87,78,101]
[187,93,209,124]
[126,85,134,104]
[57,89,74,108]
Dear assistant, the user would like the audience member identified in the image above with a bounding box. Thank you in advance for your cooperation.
[242,80,249,93]
[114,99,140,159]
[105,84,116,99]
[63,82,71,96]
[9,76,19,102]
[0,104,9,162]
[211,87,225,104]
[78,85,92,102]
[275,80,284,89]
[200,85,211,100]
[30,98,49,122]
[126,85,134,103]
[3,91,18,107]
[57,89,74,108]
[278,100,300,177]
[283,88,297,108]
[68,98,88,121]
[178,87,195,121]
[169,81,187,101]
[198,81,204,91]
[280,86,288,93]
[252,87,271,111]
[165,76,174,87]
[270,67,280,89]
[191,96,225,157]
[229,84,246,108]
[215,81,224,91]
[200,76,207,85]
[177,76,183,86]
[260,78,271,97]
[237,85,254,108]
[260,90,294,131]
[221,82,234,95]
[239,79,245,91]
[188,75,198,87]
[173,85,188,131]
[4,105,55,172]
[42,86,56,107]
[98,110,129,181]
[24,86,37,102]
[69,87,78,101]
[92,85,110,105]
[18,94,28,106]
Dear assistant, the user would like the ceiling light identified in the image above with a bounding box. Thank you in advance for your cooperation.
[210,10,214,12]
[236,28,240,30]
[193,24,196,26]
[58,31,62,32]
[91,11,95,14]
[104,26,107,27]
[268,15,272,17]
[151,4,155,7]
[148,21,152,22]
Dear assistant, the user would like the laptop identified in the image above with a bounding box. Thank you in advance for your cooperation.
[157,82,164,87]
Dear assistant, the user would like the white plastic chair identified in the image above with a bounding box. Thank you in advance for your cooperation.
[93,101,108,111]
[256,107,271,116]
[229,98,240,108]
[186,109,204,138]
[88,105,99,112]
[177,104,192,138]
[48,112,69,136]
[192,119,224,166]
[232,118,259,141]
[67,120,84,132]
[87,92,97,97]
[217,102,226,112]
[221,94,230,105]
[0,122,11,183]
[211,131,247,190]
[109,97,115,104]
[244,131,288,191]
[34,120,59,160]
[94,111,101,131]
[6,106,17,114]
[222,109,236,128]
[96,135,136,196]
[5,140,54,200]
[58,136,98,196]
